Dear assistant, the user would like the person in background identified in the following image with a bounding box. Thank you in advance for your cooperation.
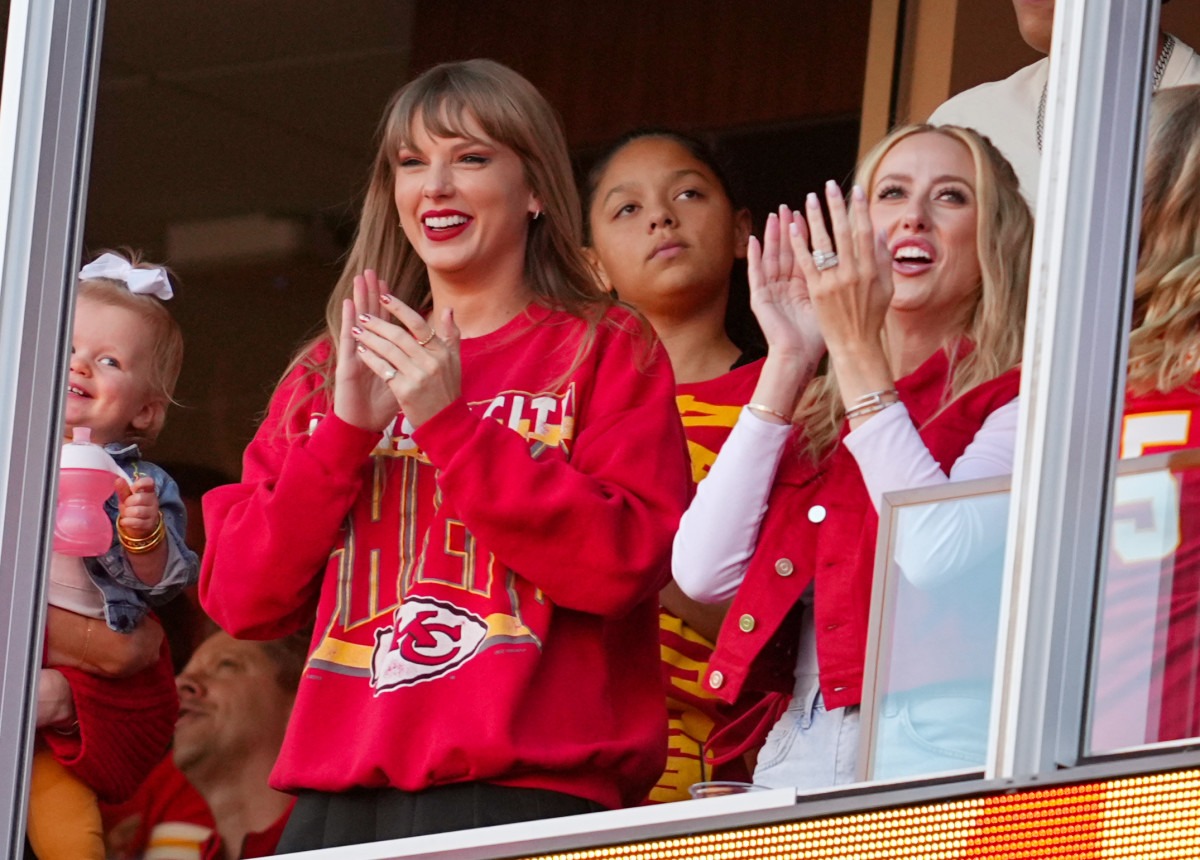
[673,124,1032,789]
[201,59,689,851]
[1092,85,1200,751]
[584,129,763,800]
[929,0,1199,201]
[103,631,304,860]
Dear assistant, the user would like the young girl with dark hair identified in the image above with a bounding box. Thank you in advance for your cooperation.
[585,130,763,800]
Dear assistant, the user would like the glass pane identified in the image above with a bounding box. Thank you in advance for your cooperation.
[861,480,1011,782]
[1089,451,1200,754]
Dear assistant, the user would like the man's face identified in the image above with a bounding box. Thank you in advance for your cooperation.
[173,633,294,773]
[1012,0,1055,54]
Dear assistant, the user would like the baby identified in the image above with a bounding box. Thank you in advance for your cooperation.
[29,251,199,860]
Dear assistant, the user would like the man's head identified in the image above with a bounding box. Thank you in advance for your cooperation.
[173,631,308,778]
[1014,0,1171,55]
[1012,0,1055,55]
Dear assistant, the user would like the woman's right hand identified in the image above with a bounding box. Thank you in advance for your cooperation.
[743,205,828,420]
[333,270,404,431]
[748,205,826,365]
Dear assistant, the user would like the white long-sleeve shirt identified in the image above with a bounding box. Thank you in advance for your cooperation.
[671,400,1020,602]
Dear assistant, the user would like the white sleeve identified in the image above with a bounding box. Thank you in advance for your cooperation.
[671,408,792,603]
[843,398,1019,590]
[843,399,1019,510]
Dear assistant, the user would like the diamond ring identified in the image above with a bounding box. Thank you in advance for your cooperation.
[812,250,839,271]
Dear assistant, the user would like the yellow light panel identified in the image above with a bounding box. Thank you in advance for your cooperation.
[521,770,1200,860]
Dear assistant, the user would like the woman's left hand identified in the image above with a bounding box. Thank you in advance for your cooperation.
[795,181,893,355]
[795,181,899,424]
[352,286,463,429]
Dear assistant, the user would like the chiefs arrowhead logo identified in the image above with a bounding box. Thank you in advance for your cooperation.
[370,596,488,694]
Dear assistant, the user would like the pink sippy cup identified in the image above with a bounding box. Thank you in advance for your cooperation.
[53,427,132,557]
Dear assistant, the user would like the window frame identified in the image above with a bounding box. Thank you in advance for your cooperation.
[0,0,105,854]
[993,0,1163,781]
[2,0,1197,857]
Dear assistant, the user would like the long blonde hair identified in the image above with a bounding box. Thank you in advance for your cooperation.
[1128,85,1200,396]
[795,124,1032,460]
[286,59,610,408]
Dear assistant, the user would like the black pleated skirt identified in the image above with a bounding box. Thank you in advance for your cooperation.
[275,781,605,853]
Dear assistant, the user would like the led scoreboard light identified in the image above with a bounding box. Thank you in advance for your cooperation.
[520,771,1200,860]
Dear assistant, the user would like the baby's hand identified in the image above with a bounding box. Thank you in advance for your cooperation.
[116,476,160,539]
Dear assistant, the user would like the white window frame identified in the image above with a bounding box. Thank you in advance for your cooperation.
[0,0,104,855]
[1,0,1193,857]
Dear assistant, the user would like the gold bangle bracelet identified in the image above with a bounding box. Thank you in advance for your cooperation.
[746,402,791,423]
[118,512,166,554]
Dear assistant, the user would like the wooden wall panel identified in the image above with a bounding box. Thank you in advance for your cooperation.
[410,0,872,146]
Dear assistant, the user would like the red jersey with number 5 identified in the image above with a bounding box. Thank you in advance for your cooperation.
[1092,379,1200,750]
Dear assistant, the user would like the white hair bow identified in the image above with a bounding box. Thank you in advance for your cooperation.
[78,252,174,300]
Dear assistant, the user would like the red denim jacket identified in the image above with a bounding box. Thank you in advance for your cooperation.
[702,348,1020,762]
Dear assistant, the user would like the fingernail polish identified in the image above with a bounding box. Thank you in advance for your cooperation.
[351,326,363,336]
[356,344,366,353]
[852,185,866,201]
[826,180,842,197]
[806,192,819,207]
[789,222,801,236]
[380,294,392,303]
[768,211,778,220]
[358,313,371,323]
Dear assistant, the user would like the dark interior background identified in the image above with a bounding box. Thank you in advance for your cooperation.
[76,1,874,479]
[2,0,1198,482]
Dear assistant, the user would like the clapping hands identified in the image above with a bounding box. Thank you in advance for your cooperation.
[333,270,462,432]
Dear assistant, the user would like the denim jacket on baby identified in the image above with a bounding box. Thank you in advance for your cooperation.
[82,442,198,632]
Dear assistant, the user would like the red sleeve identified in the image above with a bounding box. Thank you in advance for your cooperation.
[413,318,691,617]
[199,345,380,638]
[43,642,178,804]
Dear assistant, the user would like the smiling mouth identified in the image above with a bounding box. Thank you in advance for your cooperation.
[893,247,933,265]
[67,385,90,398]
[423,214,470,229]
